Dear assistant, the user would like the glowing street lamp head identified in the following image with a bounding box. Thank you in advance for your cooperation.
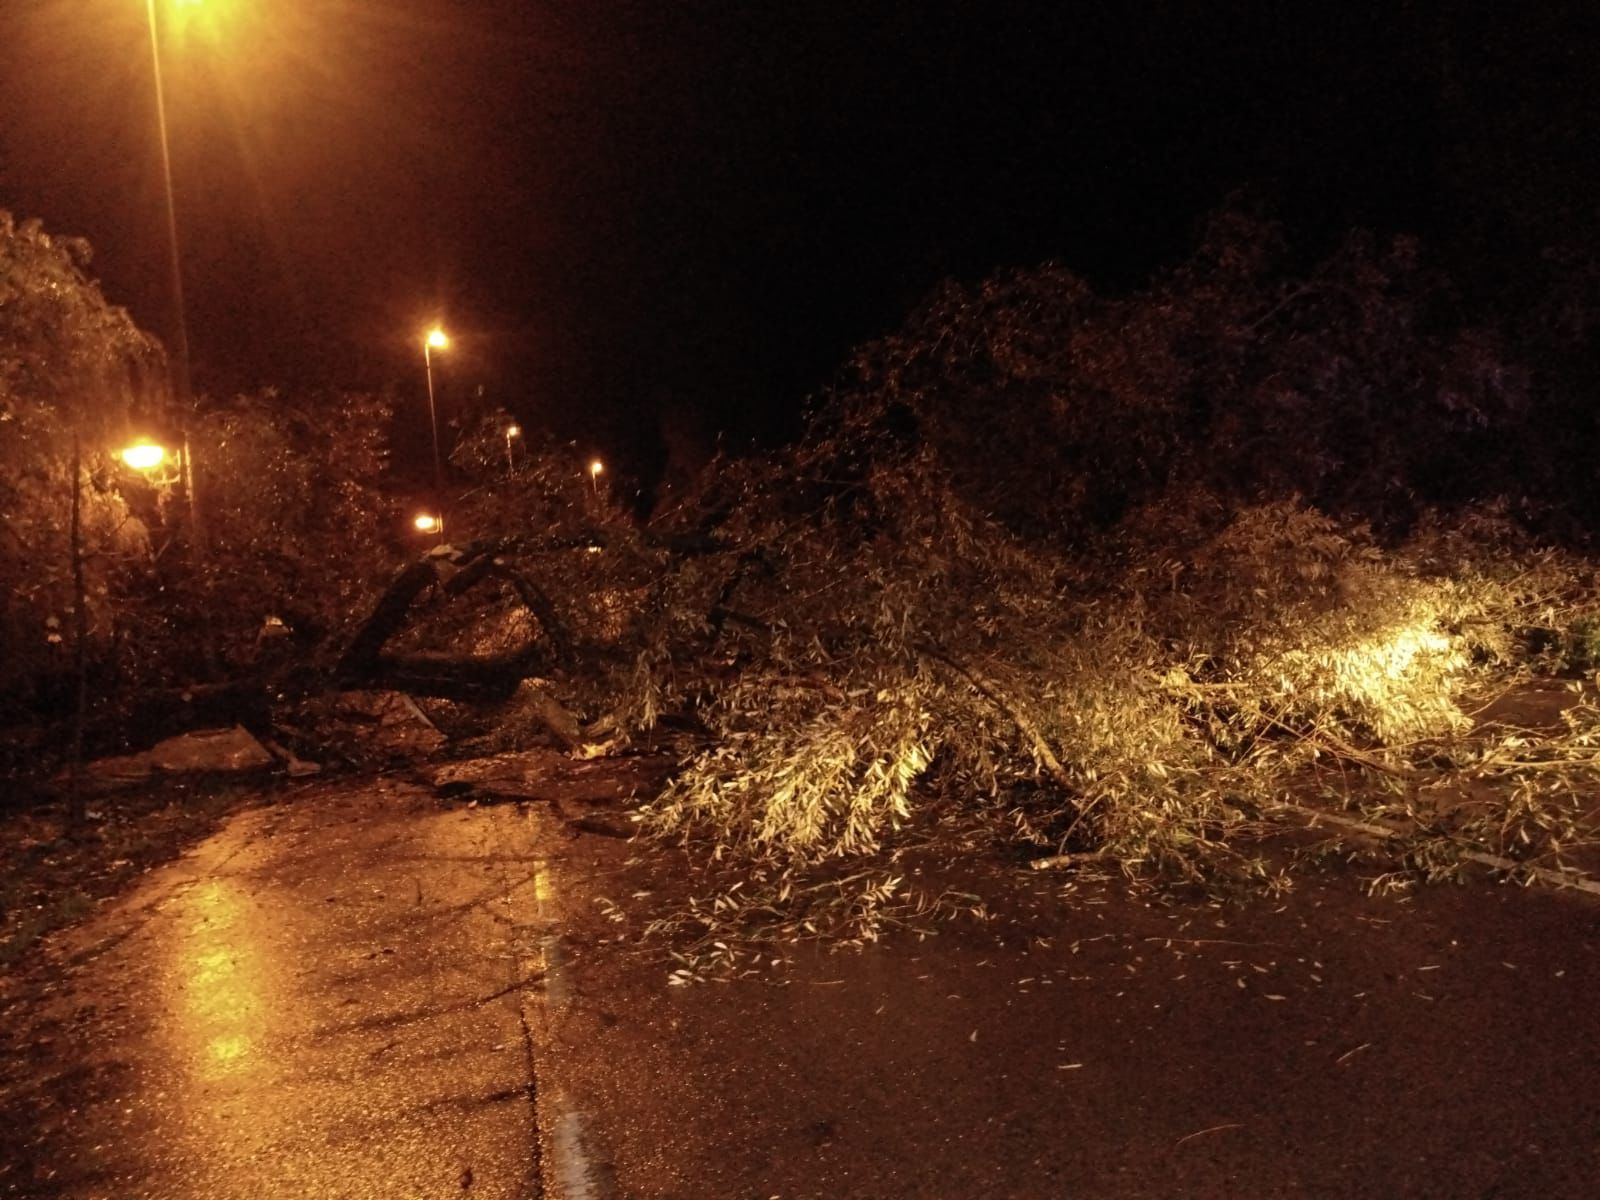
[589,459,603,479]
[425,328,449,351]
[121,440,167,471]
[413,513,440,533]
[506,424,521,439]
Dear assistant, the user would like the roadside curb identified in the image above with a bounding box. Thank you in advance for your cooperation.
[518,805,618,1200]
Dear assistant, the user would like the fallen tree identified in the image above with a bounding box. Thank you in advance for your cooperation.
[325,211,1600,956]
[337,538,575,699]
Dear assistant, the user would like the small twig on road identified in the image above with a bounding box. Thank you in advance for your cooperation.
[1174,1122,1244,1148]
[1335,1042,1373,1066]
[1273,801,1600,897]
[1028,851,1112,872]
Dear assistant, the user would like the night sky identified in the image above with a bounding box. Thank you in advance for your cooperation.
[2,1,1595,478]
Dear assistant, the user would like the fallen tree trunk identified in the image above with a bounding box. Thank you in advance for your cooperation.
[337,541,574,685]
[337,558,439,675]
[352,652,536,702]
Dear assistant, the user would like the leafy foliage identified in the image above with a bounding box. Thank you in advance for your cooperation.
[825,205,1530,543]
[187,388,402,671]
[0,211,162,735]
[573,204,1600,950]
[1,211,411,765]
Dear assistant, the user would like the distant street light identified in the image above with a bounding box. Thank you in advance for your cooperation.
[413,513,441,534]
[422,327,448,539]
[589,458,603,497]
[505,424,520,473]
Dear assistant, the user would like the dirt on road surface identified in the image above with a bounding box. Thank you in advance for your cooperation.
[2,755,1598,1199]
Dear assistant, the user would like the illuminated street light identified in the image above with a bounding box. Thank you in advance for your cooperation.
[505,424,520,473]
[118,430,200,537]
[121,440,168,471]
[422,327,448,540]
[413,513,441,534]
[589,458,603,497]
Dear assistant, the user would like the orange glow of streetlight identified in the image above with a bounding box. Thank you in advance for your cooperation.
[426,327,449,351]
[121,440,168,471]
[165,0,245,41]
[413,513,441,533]
[589,459,603,479]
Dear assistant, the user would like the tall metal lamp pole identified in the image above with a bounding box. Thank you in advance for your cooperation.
[146,0,191,408]
[423,327,449,537]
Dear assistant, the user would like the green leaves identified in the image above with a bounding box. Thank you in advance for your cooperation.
[0,211,159,435]
[1,212,164,731]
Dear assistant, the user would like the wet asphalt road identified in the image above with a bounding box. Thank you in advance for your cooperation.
[536,827,1600,1199]
[2,780,546,1199]
[4,767,1600,1198]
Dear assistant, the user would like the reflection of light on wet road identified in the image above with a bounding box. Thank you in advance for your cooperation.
[207,1033,251,1067]
[531,865,570,1008]
[67,796,552,1196]
[175,880,267,1081]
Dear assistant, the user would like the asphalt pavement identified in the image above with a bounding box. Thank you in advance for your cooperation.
[535,816,1600,1200]
[3,764,1598,1199]
[2,778,545,1199]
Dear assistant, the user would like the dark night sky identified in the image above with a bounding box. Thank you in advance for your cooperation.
[2,1,1595,477]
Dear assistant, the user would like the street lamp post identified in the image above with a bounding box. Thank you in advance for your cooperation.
[145,0,192,409]
[143,1,209,569]
[589,458,603,497]
[423,327,448,539]
[505,424,520,473]
[67,432,170,827]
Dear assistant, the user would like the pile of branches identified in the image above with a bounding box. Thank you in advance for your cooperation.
[632,230,1600,953]
[639,458,1580,873]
